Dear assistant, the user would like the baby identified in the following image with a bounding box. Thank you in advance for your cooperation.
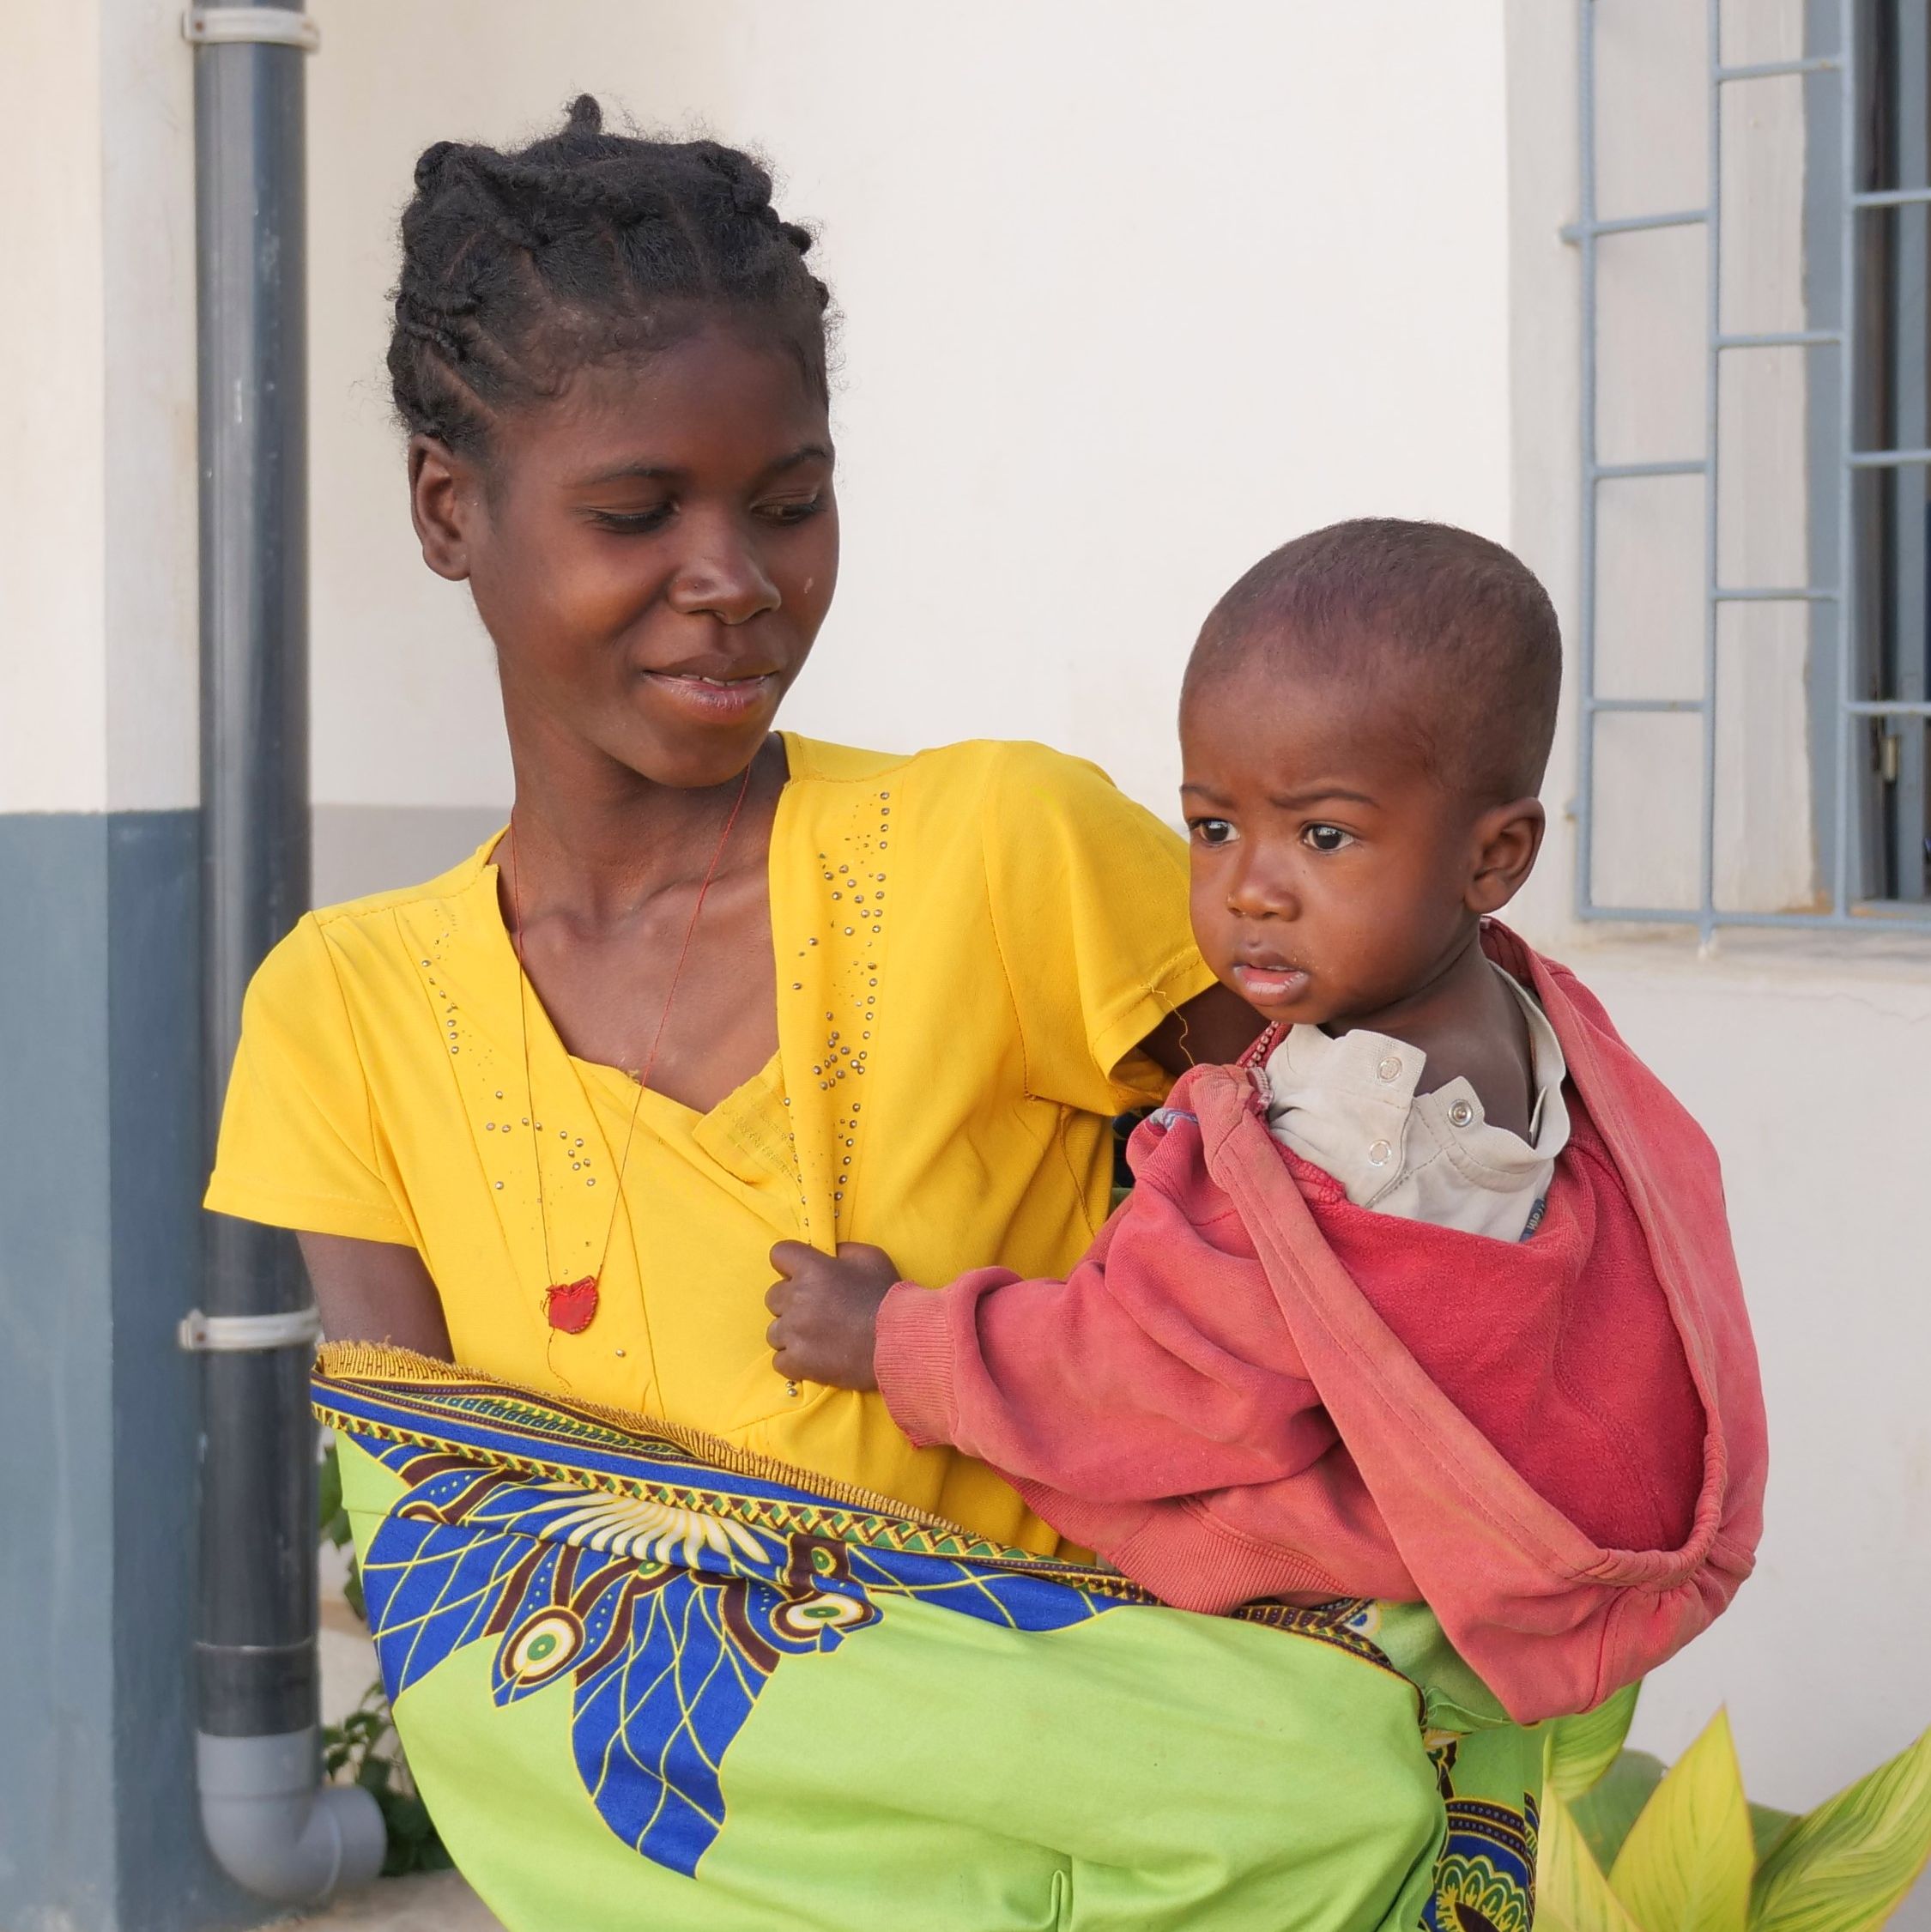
[766,519,1766,1723]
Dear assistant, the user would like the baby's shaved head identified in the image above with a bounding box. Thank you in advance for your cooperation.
[1183,519,1563,803]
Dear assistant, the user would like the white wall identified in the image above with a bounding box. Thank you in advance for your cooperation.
[1508,0,1931,1820]
[307,0,1512,872]
[0,0,197,816]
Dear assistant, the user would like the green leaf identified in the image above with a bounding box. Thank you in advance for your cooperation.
[1749,1727,1931,1932]
[1549,1685,1645,1802]
[318,1441,350,1548]
[1610,1708,1755,1932]
[1575,1753,1669,1871]
[343,1553,366,1624]
[1541,1789,1648,1932]
[1752,1804,1800,1863]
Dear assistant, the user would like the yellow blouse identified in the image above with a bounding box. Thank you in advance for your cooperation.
[207,736,1214,1551]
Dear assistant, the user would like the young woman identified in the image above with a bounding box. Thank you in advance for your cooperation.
[209,100,1536,1931]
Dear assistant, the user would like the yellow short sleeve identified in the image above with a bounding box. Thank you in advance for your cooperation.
[980,742,1215,1114]
[203,914,415,1245]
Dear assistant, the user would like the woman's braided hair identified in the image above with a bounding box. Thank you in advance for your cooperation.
[388,95,831,457]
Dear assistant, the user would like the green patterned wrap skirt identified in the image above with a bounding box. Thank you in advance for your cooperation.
[316,1347,1541,1932]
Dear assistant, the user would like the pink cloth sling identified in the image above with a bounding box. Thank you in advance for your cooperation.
[876,924,1767,1723]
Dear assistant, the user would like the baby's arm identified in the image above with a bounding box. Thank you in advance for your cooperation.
[766,1164,1339,1502]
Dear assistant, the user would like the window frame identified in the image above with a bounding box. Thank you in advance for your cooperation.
[1571,0,1931,933]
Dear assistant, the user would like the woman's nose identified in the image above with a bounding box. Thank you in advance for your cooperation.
[667,517,781,626]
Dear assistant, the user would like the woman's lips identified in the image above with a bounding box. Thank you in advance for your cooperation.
[1231,961,1310,1004]
[641,669,779,721]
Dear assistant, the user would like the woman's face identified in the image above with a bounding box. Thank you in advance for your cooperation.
[410,324,839,791]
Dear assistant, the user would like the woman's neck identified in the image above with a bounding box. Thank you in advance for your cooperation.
[502,732,788,931]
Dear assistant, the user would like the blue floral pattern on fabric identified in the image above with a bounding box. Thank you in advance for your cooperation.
[1423,1741,1539,1932]
[321,1360,1522,1917]
[356,1440,1121,1875]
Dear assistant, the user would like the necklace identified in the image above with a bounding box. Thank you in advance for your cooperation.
[505,766,754,1338]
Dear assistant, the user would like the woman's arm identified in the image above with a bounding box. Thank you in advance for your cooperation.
[298,1230,453,1359]
[1138,984,1261,1078]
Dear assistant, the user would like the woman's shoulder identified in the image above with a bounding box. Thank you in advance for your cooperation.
[247,832,502,1015]
[786,732,1127,814]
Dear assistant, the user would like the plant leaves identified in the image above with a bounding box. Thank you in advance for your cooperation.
[1752,1803,1799,1863]
[1749,1727,1931,1932]
[318,1441,351,1548]
[1576,1753,1670,1871]
[1549,1685,1645,1802]
[1610,1708,1755,1932]
[1541,1788,1649,1932]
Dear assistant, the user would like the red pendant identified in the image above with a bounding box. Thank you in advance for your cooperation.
[545,1276,600,1335]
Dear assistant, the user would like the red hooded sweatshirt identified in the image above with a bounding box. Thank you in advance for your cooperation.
[875,925,1767,1723]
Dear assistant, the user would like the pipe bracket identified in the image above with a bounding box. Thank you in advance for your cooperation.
[179,1306,323,1354]
[183,6,321,52]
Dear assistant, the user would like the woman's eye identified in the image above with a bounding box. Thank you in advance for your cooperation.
[589,504,675,534]
[758,494,826,524]
[1189,818,1236,848]
[1302,823,1355,853]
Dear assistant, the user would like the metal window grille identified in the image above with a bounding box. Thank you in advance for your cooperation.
[1573,0,1931,932]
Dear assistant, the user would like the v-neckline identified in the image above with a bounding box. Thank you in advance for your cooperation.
[480,734,801,1133]
[567,1043,784,1134]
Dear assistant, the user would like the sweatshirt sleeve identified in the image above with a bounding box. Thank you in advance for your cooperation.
[875,1133,1343,1504]
[875,1108,1422,1608]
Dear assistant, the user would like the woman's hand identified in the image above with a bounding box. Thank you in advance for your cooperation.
[765,1240,901,1391]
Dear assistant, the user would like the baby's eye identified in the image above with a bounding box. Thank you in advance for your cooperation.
[1189,817,1236,848]
[1302,823,1355,853]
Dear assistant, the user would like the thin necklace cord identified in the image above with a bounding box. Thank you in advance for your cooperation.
[505,764,756,1319]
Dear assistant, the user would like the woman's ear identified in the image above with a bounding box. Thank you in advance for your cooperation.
[1466,797,1546,915]
[409,434,481,581]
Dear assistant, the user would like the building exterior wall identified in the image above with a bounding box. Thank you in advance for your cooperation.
[306,0,1513,896]
[0,3,254,1927]
[8,8,1925,1915]
[1507,0,1931,1822]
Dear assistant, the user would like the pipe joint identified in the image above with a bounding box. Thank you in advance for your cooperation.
[197,1729,385,1904]
[184,6,321,53]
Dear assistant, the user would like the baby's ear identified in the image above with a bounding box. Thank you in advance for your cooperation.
[1466,797,1546,914]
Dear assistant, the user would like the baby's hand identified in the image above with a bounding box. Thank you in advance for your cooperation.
[765,1240,901,1391]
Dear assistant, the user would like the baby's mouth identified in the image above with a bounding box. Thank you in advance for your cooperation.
[1230,959,1311,1005]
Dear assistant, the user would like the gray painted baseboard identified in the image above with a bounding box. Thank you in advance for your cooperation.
[312,803,506,910]
[0,809,262,1930]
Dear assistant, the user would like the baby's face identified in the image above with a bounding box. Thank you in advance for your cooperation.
[1178,658,1487,1033]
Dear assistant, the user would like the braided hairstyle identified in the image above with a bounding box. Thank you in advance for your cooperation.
[388,95,832,458]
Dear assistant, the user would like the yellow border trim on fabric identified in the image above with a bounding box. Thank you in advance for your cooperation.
[316,1341,1058,1561]
[314,1342,1417,1694]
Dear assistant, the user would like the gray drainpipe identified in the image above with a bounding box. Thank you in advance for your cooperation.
[182,2,384,1904]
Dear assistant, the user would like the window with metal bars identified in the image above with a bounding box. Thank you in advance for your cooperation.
[1573,0,1931,930]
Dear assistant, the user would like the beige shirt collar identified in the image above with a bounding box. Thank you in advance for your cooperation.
[1260,968,1570,1242]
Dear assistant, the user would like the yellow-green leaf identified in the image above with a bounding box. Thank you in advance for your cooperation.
[1610,1707,1754,1932]
[1541,1789,1648,1932]
[1751,1804,1799,1864]
[1575,1753,1669,1870]
[1749,1727,1931,1932]
[1548,1685,1645,1802]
